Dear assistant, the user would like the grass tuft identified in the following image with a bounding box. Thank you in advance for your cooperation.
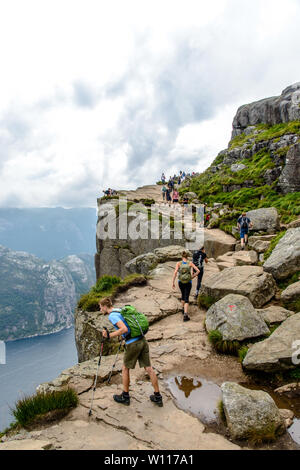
[77,273,147,312]
[10,388,79,429]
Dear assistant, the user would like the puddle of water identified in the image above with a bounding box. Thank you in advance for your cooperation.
[166,375,300,446]
[166,375,222,424]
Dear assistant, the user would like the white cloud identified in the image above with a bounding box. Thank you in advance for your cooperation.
[0,0,300,207]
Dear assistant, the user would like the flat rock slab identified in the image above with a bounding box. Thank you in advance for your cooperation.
[256,306,295,325]
[205,294,269,341]
[216,250,258,266]
[263,228,300,280]
[221,382,285,440]
[243,313,300,372]
[200,266,276,308]
[0,439,53,450]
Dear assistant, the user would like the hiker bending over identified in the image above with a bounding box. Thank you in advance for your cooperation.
[99,297,163,407]
[172,251,200,322]
[237,212,253,250]
[193,246,208,299]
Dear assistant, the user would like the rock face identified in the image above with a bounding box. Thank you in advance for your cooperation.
[95,197,185,279]
[205,294,269,341]
[281,281,300,312]
[277,142,300,193]
[231,82,300,138]
[256,306,295,325]
[243,313,300,371]
[246,207,280,233]
[221,382,285,440]
[263,228,300,280]
[200,266,276,308]
[153,245,192,262]
[0,246,94,341]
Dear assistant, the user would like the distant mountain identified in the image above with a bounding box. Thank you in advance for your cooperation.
[0,246,95,341]
[0,207,96,261]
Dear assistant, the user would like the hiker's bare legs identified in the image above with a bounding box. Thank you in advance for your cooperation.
[241,236,245,249]
[184,302,189,314]
[145,366,159,393]
[122,365,130,393]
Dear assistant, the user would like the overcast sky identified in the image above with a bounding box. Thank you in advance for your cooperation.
[1,0,300,208]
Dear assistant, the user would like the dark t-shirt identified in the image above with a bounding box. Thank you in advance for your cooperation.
[238,216,251,229]
[193,250,207,268]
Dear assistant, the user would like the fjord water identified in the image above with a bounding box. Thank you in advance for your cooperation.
[0,328,77,431]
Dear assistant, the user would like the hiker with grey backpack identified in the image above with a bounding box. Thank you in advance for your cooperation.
[172,251,200,322]
[99,297,163,407]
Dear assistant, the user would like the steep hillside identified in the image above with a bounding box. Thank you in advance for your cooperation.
[180,84,300,225]
[0,247,95,341]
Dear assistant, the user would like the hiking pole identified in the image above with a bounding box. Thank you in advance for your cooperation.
[88,327,110,417]
[107,339,123,385]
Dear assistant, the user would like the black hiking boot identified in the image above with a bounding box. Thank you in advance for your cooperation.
[150,394,163,407]
[183,314,190,322]
[113,393,130,406]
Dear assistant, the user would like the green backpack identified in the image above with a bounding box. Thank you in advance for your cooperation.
[178,262,192,283]
[121,305,149,338]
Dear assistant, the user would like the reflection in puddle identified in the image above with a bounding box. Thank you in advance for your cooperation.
[174,376,202,398]
[167,375,222,424]
[166,375,300,446]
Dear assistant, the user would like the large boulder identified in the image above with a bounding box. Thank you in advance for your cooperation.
[125,252,159,275]
[221,382,285,440]
[263,228,300,280]
[153,245,191,263]
[256,306,295,325]
[243,313,300,372]
[204,229,236,259]
[281,281,300,312]
[205,294,269,341]
[246,207,280,233]
[199,266,276,308]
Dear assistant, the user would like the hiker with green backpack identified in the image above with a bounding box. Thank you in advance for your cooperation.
[172,251,200,322]
[99,297,163,407]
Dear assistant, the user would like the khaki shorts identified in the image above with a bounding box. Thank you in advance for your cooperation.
[124,337,151,369]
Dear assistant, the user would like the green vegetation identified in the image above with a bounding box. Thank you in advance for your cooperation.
[11,389,78,429]
[217,400,226,424]
[77,273,147,311]
[198,294,215,309]
[263,231,286,260]
[238,345,249,363]
[289,367,300,381]
[207,330,241,355]
[0,422,19,439]
[229,121,300,149]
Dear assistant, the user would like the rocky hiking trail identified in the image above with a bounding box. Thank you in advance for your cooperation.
[1,185,299,450]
